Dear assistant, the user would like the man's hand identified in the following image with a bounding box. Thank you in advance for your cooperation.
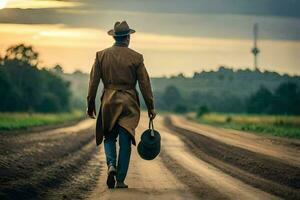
[148,109,157,120]
[87,100,96,119]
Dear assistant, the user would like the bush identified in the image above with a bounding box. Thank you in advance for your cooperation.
[197,105,210,117]
[226,116,232,123]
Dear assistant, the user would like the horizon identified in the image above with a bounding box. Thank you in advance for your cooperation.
[64,65,300,78]
[0,0,299,76]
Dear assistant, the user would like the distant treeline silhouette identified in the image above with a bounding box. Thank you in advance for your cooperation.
[60,66,300,115]
[159,82,300,115]
[0,44,71,112]
[151,67,300,114]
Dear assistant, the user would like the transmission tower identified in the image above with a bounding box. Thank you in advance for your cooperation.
[251,23,260,70]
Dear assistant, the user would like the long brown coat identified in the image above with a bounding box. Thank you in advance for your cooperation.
[87,43,154,146]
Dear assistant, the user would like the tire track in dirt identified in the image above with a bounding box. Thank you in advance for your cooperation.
[1,130,94,184]
[0,120,95,167]
[0,119,102,200]
[159,151,230,200]
[148,114,279,200]
[0,120,94,153]
[43,148,104,200]
[88,120,198,200]
[171,115,300,166]
[163,116,300,200]
[2,140,95,199]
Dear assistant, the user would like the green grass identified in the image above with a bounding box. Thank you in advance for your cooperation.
[0,111,85,131]
[192,113,300,139]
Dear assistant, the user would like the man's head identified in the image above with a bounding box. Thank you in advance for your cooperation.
[108,21,135,45]
[113,35,130,44]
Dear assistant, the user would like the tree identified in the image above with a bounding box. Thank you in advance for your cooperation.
[0,67,23,111]
[3,59,44,111]
[73,70,83,75]
[247,86,273,113]
[272,82,300,114]
[197,105,210,117]
[0,44,72,113]
[162,85,183,110]
[40,69,71,112]
[246,82,300,115]
[2,44,43,110]
[52,64,64,74]
[0,53,3,64]
[4,44,39,66]
[177,73,186,78]
[38,93,61,112]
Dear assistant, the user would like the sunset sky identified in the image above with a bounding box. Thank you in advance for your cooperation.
[0,0,299,76]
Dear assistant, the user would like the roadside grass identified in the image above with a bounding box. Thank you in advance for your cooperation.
[191,113,300,139]
[0,111,85,131]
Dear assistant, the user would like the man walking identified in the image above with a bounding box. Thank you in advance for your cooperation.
[87,21,156,189]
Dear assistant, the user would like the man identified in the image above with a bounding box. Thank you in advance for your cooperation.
[87,21,156,189]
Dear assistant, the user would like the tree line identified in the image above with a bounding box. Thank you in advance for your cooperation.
[155,82,300,115]
[3,44,297,115]
[0,44,71,112]
[247,82,300,115]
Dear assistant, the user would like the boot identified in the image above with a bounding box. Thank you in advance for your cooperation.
[116,181,128,188]
[106,165,116,189]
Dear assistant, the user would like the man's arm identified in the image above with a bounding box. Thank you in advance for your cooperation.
[136,55,156,119]
[87,52,101,118]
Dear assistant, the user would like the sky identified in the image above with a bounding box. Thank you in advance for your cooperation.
[0,0,299,77]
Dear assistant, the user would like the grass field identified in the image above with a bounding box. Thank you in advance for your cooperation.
[0,111,85,131]
[191,113,300,139]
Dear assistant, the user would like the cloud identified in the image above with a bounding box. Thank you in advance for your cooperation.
[1,6,300,41]
[5,0,81,9]
[84,0,300,18]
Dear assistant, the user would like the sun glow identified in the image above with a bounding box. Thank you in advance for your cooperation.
[0,0,7,9]
[4,0,80,9]
[0,23,299,75]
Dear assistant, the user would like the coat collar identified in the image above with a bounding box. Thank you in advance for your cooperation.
[113,41,129,47]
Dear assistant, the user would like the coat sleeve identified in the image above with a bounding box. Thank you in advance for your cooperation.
[87,52,101,102]
[137,55,154,110]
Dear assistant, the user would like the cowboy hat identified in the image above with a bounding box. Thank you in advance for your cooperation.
[108,21,136,36]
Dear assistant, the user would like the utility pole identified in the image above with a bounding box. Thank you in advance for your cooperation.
[251,23,260,70]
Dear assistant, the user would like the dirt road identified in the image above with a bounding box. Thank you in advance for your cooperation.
[1,113,299,200]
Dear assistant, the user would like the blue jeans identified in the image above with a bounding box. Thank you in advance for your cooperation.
[104,124,132,182]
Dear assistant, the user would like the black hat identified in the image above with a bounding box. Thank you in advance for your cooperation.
[108,21,136,36]
[137,120,161,160]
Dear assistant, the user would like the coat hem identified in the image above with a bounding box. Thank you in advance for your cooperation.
[117,122,137,146]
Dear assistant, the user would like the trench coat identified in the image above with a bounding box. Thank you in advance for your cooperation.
[87,42,154,146]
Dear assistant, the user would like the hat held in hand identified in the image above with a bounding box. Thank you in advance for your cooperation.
[137,120,161,160]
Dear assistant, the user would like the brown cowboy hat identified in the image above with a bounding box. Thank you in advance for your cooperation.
[108,21,136,36]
